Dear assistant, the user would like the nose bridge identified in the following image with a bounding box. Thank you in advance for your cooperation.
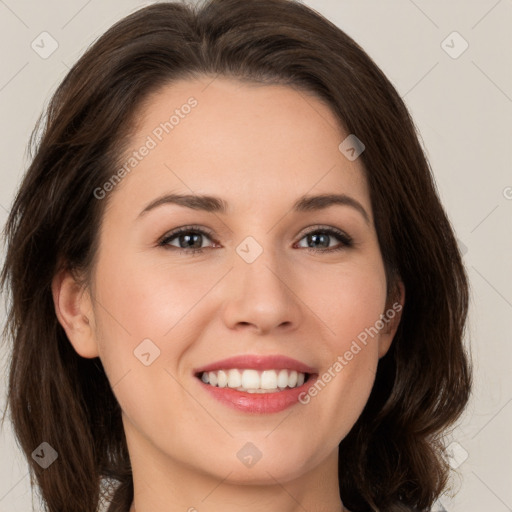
[236,233,288,297]
[221,233,301,332]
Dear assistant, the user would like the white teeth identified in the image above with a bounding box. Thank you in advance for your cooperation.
[216,370,228,388]
[261,370,277,390]
[227,369,242,388]
[199,368,308,392]
[208,372,218,386]
[241,369,260,389]
[277,369,288,388]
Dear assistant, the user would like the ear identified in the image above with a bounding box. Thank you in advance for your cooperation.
[51,268,99,358]
[378,280,405,359]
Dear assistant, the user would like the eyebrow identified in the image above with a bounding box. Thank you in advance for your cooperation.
[137,192,370,225]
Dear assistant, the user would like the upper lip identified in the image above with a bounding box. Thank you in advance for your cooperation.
[193,354,317,375]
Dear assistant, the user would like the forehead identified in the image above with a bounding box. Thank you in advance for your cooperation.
[108,76,371,221]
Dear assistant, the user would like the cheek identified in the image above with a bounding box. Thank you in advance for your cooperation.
[90,252,218,426]
[298,260,387,437]
[92,252,208,348]
[310,258,388,343]
[90,257,201,441]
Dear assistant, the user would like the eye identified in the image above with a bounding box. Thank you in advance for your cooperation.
[295,226,353,253]
[158,225,353,255]
[158,225,216,255]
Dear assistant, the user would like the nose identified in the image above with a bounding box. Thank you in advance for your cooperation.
[219,243,303,335]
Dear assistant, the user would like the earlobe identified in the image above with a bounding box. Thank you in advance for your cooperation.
[51,269,99,359]
[378,280,405,359]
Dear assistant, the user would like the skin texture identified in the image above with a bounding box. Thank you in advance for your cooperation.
[52,76,404,512]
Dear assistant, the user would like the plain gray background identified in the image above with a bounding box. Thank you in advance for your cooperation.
[0,1,511,511]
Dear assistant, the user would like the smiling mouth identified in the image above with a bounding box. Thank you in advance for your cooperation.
[195,368,313,393]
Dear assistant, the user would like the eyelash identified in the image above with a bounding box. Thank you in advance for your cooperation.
[157,224,353,255]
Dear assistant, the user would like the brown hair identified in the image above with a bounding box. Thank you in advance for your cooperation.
[0,0,471,510]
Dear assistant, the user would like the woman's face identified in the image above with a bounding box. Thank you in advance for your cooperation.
[59,76,402,490]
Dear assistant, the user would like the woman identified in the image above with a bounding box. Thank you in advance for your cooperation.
[0,0,471,511]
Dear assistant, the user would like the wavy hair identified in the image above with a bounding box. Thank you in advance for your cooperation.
[1,0,471,510]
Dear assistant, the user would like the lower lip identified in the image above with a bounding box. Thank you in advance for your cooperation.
[196,374,318,413]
